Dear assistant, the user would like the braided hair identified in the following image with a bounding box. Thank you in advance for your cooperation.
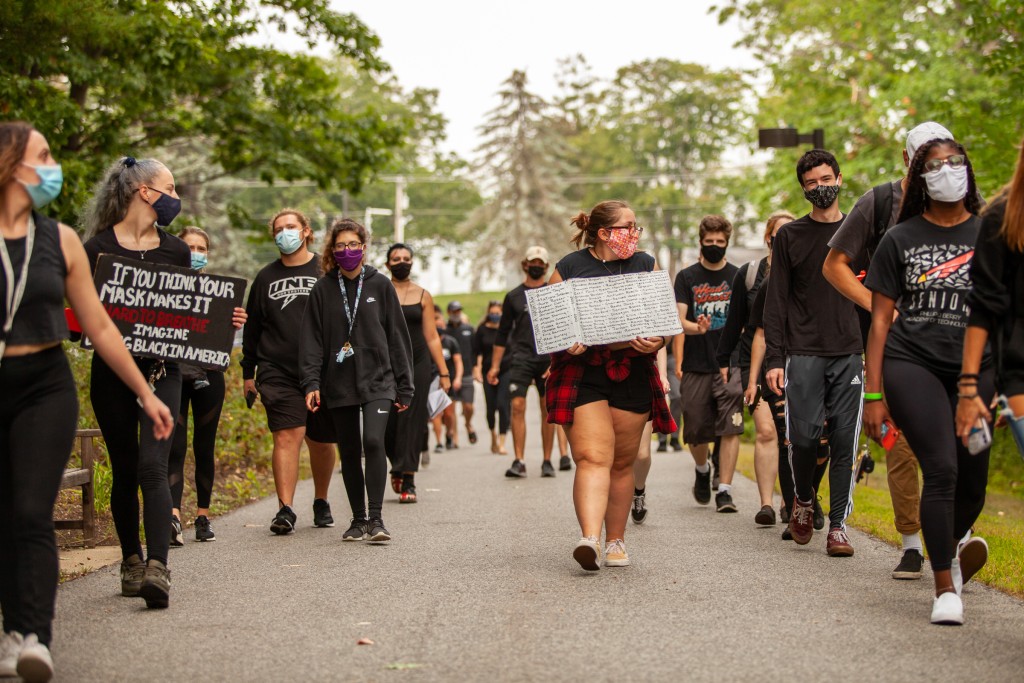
[896,139,981,224]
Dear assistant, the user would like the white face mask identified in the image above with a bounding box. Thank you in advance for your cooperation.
[923,165,968,203]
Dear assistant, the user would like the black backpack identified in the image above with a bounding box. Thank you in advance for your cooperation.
[866,181,895,258]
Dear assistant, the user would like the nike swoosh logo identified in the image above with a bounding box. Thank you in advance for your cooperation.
[377,409,388,414]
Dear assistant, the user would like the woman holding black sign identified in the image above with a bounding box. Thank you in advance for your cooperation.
[547,200,673,571]
[0,124,173,680]
[300,219,414,544]
[83,156,243,609]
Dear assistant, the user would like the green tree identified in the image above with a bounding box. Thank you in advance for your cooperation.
[0,0,403,226]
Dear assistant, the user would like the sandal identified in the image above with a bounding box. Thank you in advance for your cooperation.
[468,430,478,445]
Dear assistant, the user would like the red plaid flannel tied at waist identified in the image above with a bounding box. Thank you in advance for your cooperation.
[545,346,677,434]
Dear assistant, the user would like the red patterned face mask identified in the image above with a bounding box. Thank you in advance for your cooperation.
[605,228,640,260]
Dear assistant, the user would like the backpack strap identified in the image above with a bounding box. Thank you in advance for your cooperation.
[868,182,895,257]
[744,259,759,292]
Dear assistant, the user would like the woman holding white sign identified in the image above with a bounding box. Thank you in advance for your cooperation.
[300,219,414,544]
[0,124,174,680]
[547,200,675,571]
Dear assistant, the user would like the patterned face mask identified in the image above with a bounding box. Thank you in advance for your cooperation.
[605,227,640,260]
[803,183,841,209]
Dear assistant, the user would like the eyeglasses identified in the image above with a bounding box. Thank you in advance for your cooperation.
[335,241,364,250]
[923,155,966,173]
[606,224,644,236]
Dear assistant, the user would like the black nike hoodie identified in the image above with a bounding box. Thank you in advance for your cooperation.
[299,264,414,408]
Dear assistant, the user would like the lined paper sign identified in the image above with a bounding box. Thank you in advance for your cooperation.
[525,271,682,354]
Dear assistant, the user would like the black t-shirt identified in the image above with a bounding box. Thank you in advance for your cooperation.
[446,320,475,362]
[674,261,739,373]
[715,258,767,369]
[865,214,986,377]
[554,248,656,279]
[438,330,461,379]
[495,283,544,362]
[84,226,191,273]
[763,214,862,369]
[750,277,769,332]
[475,324,510,374]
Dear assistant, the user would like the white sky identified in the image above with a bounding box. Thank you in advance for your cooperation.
[320,1,759,160]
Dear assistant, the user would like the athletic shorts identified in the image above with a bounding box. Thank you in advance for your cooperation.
[576,359,651,414]
[257,378,336,442]
[449,382,475,404]
[681,369,744,445]
[508,356,549,399]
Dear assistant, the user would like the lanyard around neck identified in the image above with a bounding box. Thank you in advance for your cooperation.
[338,269,365,339]
[0,213,36,366]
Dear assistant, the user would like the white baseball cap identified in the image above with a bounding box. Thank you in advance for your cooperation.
[906,122,954,161]
[524,245,549,263]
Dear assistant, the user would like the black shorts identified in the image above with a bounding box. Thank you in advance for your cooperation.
[449,382,475,404]
[257,378,336,443]
[576,359,651,414]
[508,356,550,399]
[681,369,744,445]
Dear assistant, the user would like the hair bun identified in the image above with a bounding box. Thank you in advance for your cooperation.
[571,211,589,230]
[123,157,136,168]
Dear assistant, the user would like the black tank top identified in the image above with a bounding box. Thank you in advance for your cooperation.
[1,211,69,346]
[402,301,429,358]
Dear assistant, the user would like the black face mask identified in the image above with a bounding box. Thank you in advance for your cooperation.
[389,262,412,280]
[527,265,546,280]
[803,183,841,210]
[701,244,726,264]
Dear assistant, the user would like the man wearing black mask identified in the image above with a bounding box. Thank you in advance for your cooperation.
[673,216,744,513]
[488,246,559,478]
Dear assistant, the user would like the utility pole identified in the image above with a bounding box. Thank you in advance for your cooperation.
[394,176,407,243]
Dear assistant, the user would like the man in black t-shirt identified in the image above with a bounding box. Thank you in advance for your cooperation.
[673,215,743,513]
[763,150,863,556]
[488,246,557,478]
[433,306,463,453]
[823,121,953,580]
[446,300,477,447]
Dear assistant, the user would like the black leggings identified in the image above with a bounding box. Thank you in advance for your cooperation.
[169,371,224,510]
[330,399,392,521]
[884,359,993,571]
[91,355,181,566]
[483,371,511,434]
[0,347,77,647]
[768,387,829,511]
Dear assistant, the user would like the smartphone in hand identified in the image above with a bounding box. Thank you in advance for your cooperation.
[245,390,257,409]
[967,419,992,456]
[880,420,899,451]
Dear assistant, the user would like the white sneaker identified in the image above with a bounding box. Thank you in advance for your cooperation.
[604,539,631,567]
[930,592,964,625]
[958,536,989,590]
[572,536,600,571]
[0,631,22,678]
[16,634,53,682]
[951,558,963,596]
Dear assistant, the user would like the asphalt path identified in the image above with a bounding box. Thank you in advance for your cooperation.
[52,394,1024,682]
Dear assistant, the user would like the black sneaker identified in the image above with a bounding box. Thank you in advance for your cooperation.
[445,435,453,450]
[813,495,825,530]
[781,526,793,541]
[715,490,738,513]
[342,518,368,541]
[892,549,924,580]
[170,515,184,547]
[670,438,683,452]
[559,455,573,471]
[711,465,720,492]
[656,441,668,453]
[780,504,790,524]
[505,459,527,478]
[194,515,215,542]
[693,468,711,505]
[313,498,335,528]
[434,443,443,453]
[754,505,776,525]
[541,460,556,478]
[367,518,391,544]
[270,505,297,535]
[631,491,648,524]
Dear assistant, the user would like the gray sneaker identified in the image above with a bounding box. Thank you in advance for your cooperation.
[138,559,171,609]
[120,554,145,597]
[16,633,53,683]
[0,631,22,677]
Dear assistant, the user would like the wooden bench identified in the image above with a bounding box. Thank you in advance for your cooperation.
[56,429,102,548]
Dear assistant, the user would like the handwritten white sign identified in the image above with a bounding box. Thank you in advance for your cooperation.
[525,271,682,354]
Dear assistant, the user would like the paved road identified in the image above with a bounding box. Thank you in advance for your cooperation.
[53,398,1024,682]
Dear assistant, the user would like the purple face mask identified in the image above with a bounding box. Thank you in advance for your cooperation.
[334,248,363,271]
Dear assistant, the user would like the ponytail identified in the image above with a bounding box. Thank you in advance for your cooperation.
[82,156,166,237]
[570,200,630,248]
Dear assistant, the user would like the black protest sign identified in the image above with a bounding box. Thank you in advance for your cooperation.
[90,254,247,370]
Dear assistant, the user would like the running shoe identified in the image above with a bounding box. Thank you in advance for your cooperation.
[711,464,720,492]
[957,536,989,591]
[391,474,403,495]
[541,460,556,478]
[670,438,683,452]
[573,536,600,571]
[789,498,814,545]
[0,631,22,678]
[16,633,53,683]
[631,491,648,525]
[313,498,335,528]
[170,515,184,547]
[715,490,738,513]
[342,518,368,541]
[892,549,924,580]
[434,443,443,453]
[930,592,964,626]
[826,527,855,557]
[505,459,527,478]
[468,430,478,444]
[812,494,825,531]
[754,505,776,526]
[399,485,417,504]
[421,449,431,467]
[656,441,668,453]
[604,539,630,567]
[779,504,790,524]
[367,519,391,544]
[692,468,712,505]
[120,553,145,597]
[138,559,171,609]
[559,455,573,471]
[194,515,215,542]
[270,505,297,535]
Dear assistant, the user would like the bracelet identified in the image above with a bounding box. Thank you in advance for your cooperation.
[957,393,979,400]
[440,374,450,378]
[958,373,980,380]
[863,392,883,401]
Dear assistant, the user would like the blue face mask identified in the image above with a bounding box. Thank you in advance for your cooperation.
[275,228,303,255]
[191,252,208,271]
[19,163,63,209]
